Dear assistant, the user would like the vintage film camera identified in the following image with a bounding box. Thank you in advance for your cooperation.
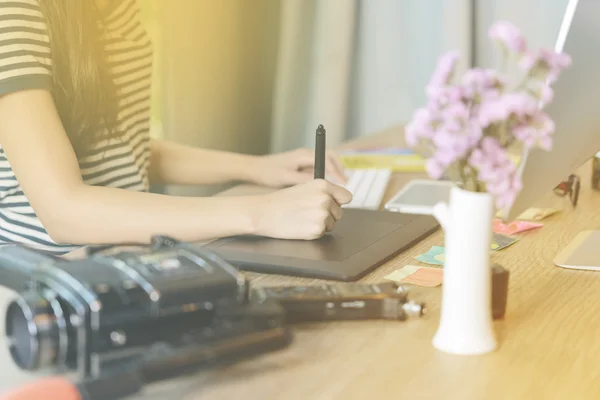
[0,236,291,399]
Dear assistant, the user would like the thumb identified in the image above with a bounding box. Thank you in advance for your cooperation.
[325,182,353,205]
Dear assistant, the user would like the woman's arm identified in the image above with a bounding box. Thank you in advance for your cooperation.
[148,138,348,187]
[0,90,350,245]
[148,139,261,185]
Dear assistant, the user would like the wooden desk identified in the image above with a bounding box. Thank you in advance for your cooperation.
[1,126,599,400]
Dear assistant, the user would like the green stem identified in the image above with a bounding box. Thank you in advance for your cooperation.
[458,161,468,188]
[469,166,481,191]
[502,47,509,74]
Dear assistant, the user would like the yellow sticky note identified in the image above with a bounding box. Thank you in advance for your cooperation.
[517,207,558,221]
[340,154,426,172]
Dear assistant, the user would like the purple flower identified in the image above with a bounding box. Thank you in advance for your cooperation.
[466,120,483,146]
[468,137,522,209]
[503,92,539,118]
[426,158,445,179]
[539,84,553,104]
[489,21,527,54]
[478,98,510,127]
[429,124,479,171]
[404,21,570,209]
[519,50,538,71]
[539,49,572,83]
[426,50,460,98]
[519,48,572,83]
[405,107,436,146]
[428,86,463,110]
[442,101,470,122]
[513,111,555,150]
[478,92,539,127]
[461,68,504,101]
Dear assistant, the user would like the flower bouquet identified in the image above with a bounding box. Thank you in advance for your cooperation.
[405,21,571,355]
[406,21,571,210]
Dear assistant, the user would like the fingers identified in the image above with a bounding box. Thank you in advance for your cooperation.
[317,180,352,205]
[294,148,347,184]
[294,148,317,168]
[324,214,335,232]
[328,198,343,221]
[325,151,348,184]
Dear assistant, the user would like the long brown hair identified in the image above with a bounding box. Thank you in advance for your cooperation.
[38,0,120,157]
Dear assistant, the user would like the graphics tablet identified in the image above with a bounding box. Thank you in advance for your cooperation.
[204,209,439,281]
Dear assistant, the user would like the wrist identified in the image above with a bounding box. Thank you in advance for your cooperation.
[239,154,267,185]
[241,194,269,236]
[235,154,263,184]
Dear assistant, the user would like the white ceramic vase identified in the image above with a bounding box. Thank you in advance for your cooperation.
[431,186,497,355]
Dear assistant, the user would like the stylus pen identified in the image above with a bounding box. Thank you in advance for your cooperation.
[314,124,326,179]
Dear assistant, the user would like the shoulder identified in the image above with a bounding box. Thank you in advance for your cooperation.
[0,0,52,95]
[0,0,44,14]
[0,0,47,31]
[0,0,49,51]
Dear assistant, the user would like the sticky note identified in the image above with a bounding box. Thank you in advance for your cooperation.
[415,246,445,265]
[385,265,443,287]
[491,233,519,251]
[492,219,542,235]
[516,207,558,221]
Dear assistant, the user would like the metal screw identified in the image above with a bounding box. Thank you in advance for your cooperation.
[95,284,110,293]
[402,301,426,318]
[395,284,409,297]
[122,280,137,290]
[110,330,127,346]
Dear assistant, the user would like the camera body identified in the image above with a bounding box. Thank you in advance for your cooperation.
[0,237,288,387]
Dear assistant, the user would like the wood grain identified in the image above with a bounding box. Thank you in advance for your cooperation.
[139,127,600,400]
[1,126,599,400]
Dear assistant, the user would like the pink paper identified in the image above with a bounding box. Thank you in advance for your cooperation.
[492,219,542,235]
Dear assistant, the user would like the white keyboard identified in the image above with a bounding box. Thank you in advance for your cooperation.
[342,169,392,210]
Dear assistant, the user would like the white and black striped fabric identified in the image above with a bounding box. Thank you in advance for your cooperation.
[0,0,152,254]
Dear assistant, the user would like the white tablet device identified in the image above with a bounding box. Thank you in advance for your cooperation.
[384,179,455,215]
[554,230,600,271]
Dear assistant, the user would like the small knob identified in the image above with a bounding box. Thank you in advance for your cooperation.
[402,300,426,318]
[110,330,127,346]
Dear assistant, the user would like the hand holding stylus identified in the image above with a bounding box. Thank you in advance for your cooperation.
[251,179,351,239]
[251,124,346,187]
[251,149,346,187]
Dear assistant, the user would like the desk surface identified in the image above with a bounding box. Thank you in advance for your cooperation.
[1,126,600,400]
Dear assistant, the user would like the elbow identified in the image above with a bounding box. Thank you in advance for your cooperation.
[42,216,78,245]
[36,200,86,245]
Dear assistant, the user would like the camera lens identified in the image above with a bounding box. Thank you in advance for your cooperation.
[5,290,67,370]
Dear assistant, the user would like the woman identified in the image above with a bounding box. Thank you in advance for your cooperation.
[0,0,351,255]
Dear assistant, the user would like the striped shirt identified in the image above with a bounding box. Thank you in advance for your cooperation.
[0,0,152,254]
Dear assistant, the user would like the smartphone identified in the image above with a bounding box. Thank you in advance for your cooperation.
[384,179,454,215]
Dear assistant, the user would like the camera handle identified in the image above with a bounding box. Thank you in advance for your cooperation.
[84,235,180,256]
[0,246,58,292]
[76,365,143,400]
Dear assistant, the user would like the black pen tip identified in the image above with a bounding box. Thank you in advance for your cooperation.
[317,124,325,134]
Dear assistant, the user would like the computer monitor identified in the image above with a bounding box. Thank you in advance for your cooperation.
[502,0,600,221]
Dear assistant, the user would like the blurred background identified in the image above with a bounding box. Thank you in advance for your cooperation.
[137,0,568,195]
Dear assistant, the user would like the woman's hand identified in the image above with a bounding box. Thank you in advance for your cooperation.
[250,179,352,239]
[250,148,348,188]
